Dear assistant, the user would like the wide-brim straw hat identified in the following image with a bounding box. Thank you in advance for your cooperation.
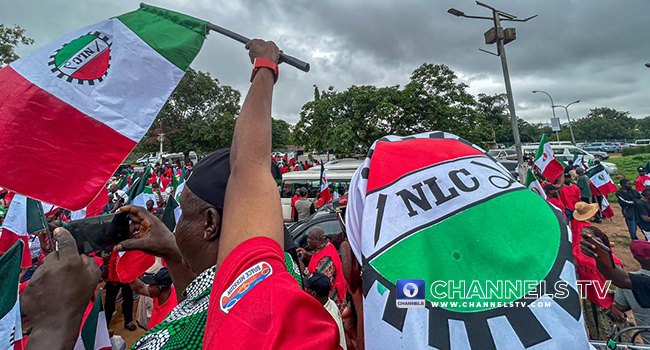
[574,201,599,221]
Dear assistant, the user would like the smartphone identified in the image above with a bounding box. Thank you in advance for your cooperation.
[67,213,131,254]
[585,234,615,268]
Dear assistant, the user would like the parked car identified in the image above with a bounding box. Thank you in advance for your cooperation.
[136,152,161,166]
[583,142,618,153]
[588,151,609,160]
[519,145,618,174]
[488,149,517,160]
[288,208,345,251]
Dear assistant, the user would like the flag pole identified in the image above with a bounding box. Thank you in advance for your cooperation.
[206,23,310,73]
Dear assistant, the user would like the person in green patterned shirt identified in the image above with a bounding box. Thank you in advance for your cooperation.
[115,150,236,349]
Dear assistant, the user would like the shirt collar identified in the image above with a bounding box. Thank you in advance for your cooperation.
[184,265,216,300]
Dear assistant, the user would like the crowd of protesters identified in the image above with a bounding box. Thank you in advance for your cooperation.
[6,39,650,350]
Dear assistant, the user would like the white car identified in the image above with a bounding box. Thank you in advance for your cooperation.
[519,145,618,175]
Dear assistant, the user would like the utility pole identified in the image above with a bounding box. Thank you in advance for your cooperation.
[552,100,579,145]
[448,2,536,164]
[532,90,559,141]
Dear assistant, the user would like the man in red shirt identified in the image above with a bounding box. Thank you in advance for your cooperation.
[544,184,566,220]
[560,173,581,221]
[129,267,178,330]
[636,167,650,192]
[202,39,339,349]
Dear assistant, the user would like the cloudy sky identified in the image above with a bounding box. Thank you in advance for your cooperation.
[2,0,649,126]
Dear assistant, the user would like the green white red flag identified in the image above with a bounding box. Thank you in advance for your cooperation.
[127,164,157,207]
[0,241,23,349]
[73,289,111,350]
[71,187,109,220]
[0,4,207,210]
[534,135,564,182]
[525,169,547,199]
[600,196,615,219]
[319,164,331,204]
[586,164,617,196]
[0,194,47,268]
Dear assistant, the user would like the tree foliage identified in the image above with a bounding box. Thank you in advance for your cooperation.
[569,107,638,141]
[293,63,492,156]
[134,69,241,157]
[272,118,292,149]
[0,24,34,67]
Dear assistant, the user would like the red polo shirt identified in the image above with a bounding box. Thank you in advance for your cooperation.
[547,196,566,219]
[203,237,339,350]
[560,184,581,210]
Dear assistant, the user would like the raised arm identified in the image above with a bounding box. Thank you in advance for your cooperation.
[217,40,283,265]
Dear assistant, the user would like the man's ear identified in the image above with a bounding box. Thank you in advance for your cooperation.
[203,208,221,241]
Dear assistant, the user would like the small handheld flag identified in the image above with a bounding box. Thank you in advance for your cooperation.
[319,164,331,204]
[586,164,617,196]
[534,134,564,182]
[0,241,24,349]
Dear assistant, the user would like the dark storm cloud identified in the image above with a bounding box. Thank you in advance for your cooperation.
[2,0,649,125]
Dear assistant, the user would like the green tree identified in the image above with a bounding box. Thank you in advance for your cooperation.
[570,107,638,141]
[134,69,241,159]
[636,116,650,139]
[272,118,292,149]
[0,24,34,67]
[293,63,492,157]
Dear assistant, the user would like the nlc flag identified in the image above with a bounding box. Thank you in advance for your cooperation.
[0,4,207,210]
[534,134,564,183]
[346,131,590,350]
[586,164,617,196]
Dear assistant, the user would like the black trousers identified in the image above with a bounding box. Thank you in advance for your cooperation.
[104,282,133,325]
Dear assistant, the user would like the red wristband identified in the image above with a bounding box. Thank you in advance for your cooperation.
[250,57,279,84]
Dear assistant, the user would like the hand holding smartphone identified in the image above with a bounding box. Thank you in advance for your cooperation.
[67,213,131,254]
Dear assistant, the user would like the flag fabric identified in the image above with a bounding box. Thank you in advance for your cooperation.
[0,194,47,268]
[346,131,590,350]
[571,154,584,168]
[525,169,547,199]
[71,187,109,220]
[645,162,650,175]
[534,135,564,182]
[600,196,615,219]
[0,4,207,211]
[319,164,331,204]
[287,152,296,166]
[73,289,111,350]
[115,251,155,283]
[586,164,617,196]
[162,193,181,232]
[0,241,23,349]
[127,164,157,207]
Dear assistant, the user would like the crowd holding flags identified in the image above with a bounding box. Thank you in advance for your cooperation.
[0,195,47,268]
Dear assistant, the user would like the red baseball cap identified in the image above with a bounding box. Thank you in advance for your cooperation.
[631,240,650,261]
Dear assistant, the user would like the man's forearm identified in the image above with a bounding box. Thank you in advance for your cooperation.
[230,69,274,168]
[596,261,632,289]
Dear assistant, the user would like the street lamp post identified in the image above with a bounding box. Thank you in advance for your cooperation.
[448,2,536,164]
[552,100,579,146]
[532,90,559,141]
[646,63,650,68]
